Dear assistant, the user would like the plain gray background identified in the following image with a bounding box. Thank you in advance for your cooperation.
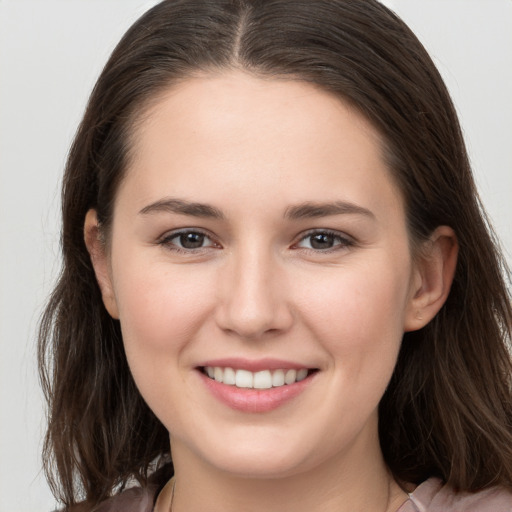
[1,1,511,510]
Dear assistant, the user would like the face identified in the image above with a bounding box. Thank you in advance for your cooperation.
[90,71,427,479]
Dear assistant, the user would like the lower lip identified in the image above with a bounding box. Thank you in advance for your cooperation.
[199,370,315,413]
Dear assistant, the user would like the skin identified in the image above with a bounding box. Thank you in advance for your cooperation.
[85,71,457,512]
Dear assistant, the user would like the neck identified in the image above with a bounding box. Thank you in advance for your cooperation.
[168,431,408,512]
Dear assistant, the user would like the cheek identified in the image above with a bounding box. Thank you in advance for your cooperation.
[295,256,412,366]
[111,257,221,426]
[111,255,217,360]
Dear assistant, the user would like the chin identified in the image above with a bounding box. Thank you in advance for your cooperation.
[182,430,324,480]
[205,453,309,480]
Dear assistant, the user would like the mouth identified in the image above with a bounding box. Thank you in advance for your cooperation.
[196,359,319,412]
[201,366,316,390]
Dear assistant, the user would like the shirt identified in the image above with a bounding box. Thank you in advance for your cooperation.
[91,477,512,512]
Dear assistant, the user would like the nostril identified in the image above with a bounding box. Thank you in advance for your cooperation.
[215,306,294,340]
[214,270,294,338]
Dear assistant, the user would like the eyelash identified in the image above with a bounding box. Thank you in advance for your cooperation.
[157,229,355,254]
[158,229,219,254]
[293,229,355,253]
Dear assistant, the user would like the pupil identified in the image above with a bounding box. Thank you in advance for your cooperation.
[311,233,334,249]
[180,233,204,249]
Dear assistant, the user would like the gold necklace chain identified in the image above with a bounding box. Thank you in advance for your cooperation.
[166,477,408,512]
[168,478,176,512]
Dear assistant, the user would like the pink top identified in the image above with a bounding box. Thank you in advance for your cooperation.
[92,478,512,512]
[397,478,512,512]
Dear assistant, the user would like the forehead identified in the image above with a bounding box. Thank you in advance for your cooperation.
[119,71,403,218]
[134,71,384,156]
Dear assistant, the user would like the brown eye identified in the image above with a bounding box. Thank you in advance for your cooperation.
[296,230,353,251]
[310,233,336,249]
[160,230,216,251]
[178,232,206,249]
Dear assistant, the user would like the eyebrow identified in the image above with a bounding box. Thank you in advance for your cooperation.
[139,198,224,219]
[284,201,375,220]
[138,197,374,221]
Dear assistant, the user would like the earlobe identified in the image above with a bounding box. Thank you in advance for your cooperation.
[404,226,458,332]
[84,209,119,319]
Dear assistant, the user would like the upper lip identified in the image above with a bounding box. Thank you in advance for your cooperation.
[198,357,315,372]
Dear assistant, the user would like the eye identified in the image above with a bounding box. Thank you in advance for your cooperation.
[159,230,217,251]
[295,230,353,251]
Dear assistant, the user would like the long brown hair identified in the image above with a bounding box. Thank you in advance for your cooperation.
[38,0,512,508]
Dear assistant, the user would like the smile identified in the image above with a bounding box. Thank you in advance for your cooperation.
[202,366,311,389]
[198,359,319,412]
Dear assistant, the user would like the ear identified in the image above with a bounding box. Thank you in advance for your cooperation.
[84,209,119,319]
[404,226,458,332]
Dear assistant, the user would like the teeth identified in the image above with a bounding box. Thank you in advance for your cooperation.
[223,367,236,385]
[297,368,308,381]
[235,369,253,388]
[272,369,285,387]
[285,369,297,385]
[203,366,311,389]
[254,370,272,389]
[214,367,223,383]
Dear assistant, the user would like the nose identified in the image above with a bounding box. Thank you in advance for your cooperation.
[214,245,294,339]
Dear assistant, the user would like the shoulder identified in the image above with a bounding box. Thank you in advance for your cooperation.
[61,463,173,512]
[63,485,158,512]
[95,486,157,512]
[407,477,512,512]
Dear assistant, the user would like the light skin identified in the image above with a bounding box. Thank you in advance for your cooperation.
[85,71,458,512]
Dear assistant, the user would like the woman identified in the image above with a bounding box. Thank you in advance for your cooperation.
[38,1,512,511]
